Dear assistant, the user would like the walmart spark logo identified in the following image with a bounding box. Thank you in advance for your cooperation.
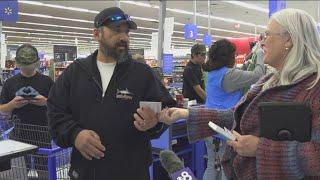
[4,7,13,15]
[0,0,18,22]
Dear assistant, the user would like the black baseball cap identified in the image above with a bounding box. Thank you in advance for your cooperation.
[94,7,137,30]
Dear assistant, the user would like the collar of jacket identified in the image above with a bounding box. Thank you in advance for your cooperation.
[75,49,132,92]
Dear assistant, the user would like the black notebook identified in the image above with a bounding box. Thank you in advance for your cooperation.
[258,102,312,142]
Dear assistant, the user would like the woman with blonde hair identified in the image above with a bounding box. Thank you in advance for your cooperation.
[157,8,320,179]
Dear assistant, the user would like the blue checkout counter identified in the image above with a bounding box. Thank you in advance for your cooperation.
[150,119,206,180]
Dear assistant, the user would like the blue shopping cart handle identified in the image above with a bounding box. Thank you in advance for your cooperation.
[0,126,14,139]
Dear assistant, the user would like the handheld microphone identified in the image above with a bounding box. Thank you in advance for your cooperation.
[160,150,197,180]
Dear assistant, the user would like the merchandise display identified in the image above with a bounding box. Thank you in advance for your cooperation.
[172,56,189,84]
[53,61,73,80]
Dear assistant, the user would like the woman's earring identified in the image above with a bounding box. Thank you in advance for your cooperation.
[285,47,289,50]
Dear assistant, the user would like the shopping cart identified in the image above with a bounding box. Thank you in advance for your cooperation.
[0,116,72,180]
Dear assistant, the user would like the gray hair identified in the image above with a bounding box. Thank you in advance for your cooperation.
[263,8,320,90]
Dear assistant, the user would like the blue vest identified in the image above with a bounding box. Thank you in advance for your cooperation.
[205,67,242,109]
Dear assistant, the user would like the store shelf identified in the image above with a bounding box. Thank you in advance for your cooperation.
[54,61,73,81]
[172,56,189,84]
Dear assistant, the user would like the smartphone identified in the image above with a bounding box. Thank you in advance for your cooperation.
[208,121,236,141]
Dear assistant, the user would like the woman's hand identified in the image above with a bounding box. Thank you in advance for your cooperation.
[159,108,189,125]
[227,131,259,157]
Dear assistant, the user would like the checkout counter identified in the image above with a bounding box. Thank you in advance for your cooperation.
[150,119,206,180]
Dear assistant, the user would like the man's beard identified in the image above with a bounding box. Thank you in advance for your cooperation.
[100,40,130,64]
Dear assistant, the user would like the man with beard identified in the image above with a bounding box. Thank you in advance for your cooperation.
[47,7,174,180]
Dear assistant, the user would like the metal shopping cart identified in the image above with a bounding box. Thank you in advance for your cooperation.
[0,116,72,180]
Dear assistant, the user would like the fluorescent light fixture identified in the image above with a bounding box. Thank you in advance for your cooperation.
[171,40,195,44]
[257,25,267,29]
[172,36,202,41]
[18,0,266,39]
[3,26,92,36]
[121,1,154,8]
[131,16,158,23]
[129,40,151,44]
[5,24,157,42]
[137,26,158,31]
[19,0,99,14]
[197,25,256,36]
[173,30,235,39]
[17,21,92,31]
[224,1,268,13]
[130,32,152,37]
[19,12,92,23]
[7,35,87,42]
[30,39,91,44]
[121,1,267,28]
[130,37,151,41]
[174,22,256,36]
[3,30,93,39]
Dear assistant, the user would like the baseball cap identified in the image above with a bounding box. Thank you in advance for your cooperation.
[15,44,39,67]
[191,43,206,55]
[94,7,137,30]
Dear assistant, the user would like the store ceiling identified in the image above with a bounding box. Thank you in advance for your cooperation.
[2,0,320,50]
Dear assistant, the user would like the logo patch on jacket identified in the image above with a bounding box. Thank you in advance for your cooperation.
[116,88,133,100]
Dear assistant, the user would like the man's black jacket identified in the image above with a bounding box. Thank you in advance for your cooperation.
[47,50,175,180]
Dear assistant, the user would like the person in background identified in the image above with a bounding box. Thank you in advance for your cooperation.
[132,53,165,86]
[48,7,174,180]
[160,8,320,179]
[132,54,176,107]
[0,44,54,177]
[183,43,207,104]
[0,44,53,126]
[201,39,265,180]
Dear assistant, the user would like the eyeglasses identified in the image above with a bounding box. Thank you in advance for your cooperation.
[262,31,289,40]
[101,14,132,27]
[197,52,206,57]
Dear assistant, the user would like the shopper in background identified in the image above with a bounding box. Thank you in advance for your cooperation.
[132,53,166,87]
[0,44,53,125]
[0,44,54,176]
[160,8,320,179]
[132,53,145,63]
[201,39,265,180]
[182,43,207,104]
[48,7,174,180]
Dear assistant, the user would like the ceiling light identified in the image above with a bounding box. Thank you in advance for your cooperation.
[3,30,93,39]
[137,26,158,31]
[121,1,154,8]
[5,29,152,42]
[18,0,266,39]
[19,0,99,14]
[7,35,87,42]
[19,12,92,23]
[131,16,158,23]
[3,26,92,35]
[224,1,268,13]
[17,21,92,30]
[121,1,267,28]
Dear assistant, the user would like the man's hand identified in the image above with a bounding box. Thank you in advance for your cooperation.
[133,107,158,131]
[29,95,47,106]
[74,130,106,160]
[159,108,189,125]
[8,96,29,109]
